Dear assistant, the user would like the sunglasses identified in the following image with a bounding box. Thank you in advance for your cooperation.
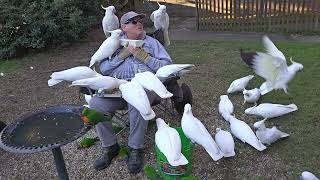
[125,19,144,25]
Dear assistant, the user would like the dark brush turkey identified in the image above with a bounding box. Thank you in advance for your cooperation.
[239,48,258,68]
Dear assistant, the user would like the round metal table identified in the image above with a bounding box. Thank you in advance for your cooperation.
[0,105,91,180]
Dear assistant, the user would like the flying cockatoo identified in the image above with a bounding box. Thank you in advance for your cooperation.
[227,75,254,94]
[226,115,266,151]
[218,95,234,121]
[251,36,303,94]
[253,119,289,145]
[215,128,235,157]
[300,171,319,180]
[70,76,127,93]
[245,103,298,120]
[150,2,170,47]
[119,80,155,120]
[133,71,173,99]
[155,118,188,166]
[155,64,195,79]
[243,88,261,105]
[101,5,119,37]
[89,29,122,67]
[181,104,223,161]
[48,66,102,86]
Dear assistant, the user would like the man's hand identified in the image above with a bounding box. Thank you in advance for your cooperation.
[118,47,131,60]
[127,44,150,62]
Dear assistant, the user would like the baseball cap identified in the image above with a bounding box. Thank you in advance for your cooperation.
[120,11,145,24]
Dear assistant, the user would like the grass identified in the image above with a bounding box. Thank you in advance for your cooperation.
[0,56,33,74]
[167,40,320,179]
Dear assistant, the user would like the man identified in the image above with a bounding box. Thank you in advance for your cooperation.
[88,11,189,174]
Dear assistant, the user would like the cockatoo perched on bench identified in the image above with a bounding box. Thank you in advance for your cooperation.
[252,36,303,95]
[150,2,170,47]
[89,29,122,67]
[101,5,119,37]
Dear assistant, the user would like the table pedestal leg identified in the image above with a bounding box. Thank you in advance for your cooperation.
[52,147,69,180]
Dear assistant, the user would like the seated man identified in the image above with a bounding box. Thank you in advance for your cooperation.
[88,11,189,174]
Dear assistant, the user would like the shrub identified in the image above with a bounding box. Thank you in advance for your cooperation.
[0,0,103,59]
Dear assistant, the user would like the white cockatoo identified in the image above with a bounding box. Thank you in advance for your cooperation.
[101,5,119,37]
[215,128,235,157]
[155,64,195,79]
[243,88,261,104]
[226,115,266,151]
[227,75,254,94]
[155,118,188,166]
[89,29,122,67]
[150,2,170,47]
[48,66,102,86]
[245,103,298,120]
[253,119,289,145]
[133,71,173,99]
[181,104,223,161]
[218,95,234,121]
[300,171,319,180]
[252,36,303,94]
[119,80,155,120]
[70,76,127,93]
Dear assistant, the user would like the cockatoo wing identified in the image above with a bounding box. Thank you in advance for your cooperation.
[263,36,286,61]
[48,66,102,86]
[119,81,155,120]
[156,64,195,78]
[133,71,173,99]
[215,128,235,157]
[229,116,266,151]
[155,127,188,166]
[252,52,288,88]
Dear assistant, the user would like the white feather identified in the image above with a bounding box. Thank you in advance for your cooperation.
[48,66,102,86]
[156,64,195,78]
[245,103,298,119]
[133,71,173,99]
[101,6,119,37]
[227,75,254,93]
[119,80,155,120]
[218,95,234,121]
[181,104,223,161]
[226,115,266,151]
[150,4,170,46]
[155,118,188,166]
[215,128,235,157]
[253,119,289,145]
[89,29,122,67]
[70,76,127,92]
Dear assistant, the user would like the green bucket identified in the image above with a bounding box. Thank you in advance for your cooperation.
[155,127,194,179]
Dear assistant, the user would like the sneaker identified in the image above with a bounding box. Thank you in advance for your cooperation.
[127,148,144,174]
[174,83,193,115]
[93,143,120,170]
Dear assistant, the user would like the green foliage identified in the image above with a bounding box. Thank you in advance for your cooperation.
[0,0,103,59]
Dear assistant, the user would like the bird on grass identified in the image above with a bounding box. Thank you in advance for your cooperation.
[251,36,303,95]
[253,119,289,145]
[182,104,223,161]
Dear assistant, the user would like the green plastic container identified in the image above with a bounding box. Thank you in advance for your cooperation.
[155,127,194,179]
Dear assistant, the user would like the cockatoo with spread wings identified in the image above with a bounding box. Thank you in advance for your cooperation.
[150,2,170,47]
[101,5,119,37]
[252,36,303,95]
